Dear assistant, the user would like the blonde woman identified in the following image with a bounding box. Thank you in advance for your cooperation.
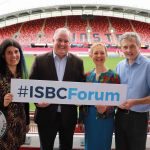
[79,43,120,150]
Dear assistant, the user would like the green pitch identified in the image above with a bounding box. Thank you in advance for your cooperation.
[25,54,123,72]
[25,54,124,111]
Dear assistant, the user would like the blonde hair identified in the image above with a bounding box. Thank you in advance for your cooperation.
[89,43,108,57]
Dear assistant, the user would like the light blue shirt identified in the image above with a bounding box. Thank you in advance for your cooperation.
[116,54,150,112]
[53,51,67,112]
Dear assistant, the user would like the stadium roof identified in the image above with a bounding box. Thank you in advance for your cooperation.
[0,0,150,27]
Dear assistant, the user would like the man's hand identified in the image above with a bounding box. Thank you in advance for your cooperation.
[119,99,136,110]
[36,102,50,108]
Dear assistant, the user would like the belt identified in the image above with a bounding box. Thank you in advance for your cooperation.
[117,108,148,115]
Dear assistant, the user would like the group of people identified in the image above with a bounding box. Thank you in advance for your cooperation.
[0,27,150,150]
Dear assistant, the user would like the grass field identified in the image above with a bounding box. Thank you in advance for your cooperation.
[25,54,124,111]
[25,55,124,72]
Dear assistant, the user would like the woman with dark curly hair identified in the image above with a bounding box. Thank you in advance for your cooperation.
[0,39,30,150]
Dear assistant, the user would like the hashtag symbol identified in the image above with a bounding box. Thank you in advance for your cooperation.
[17,86,28,97]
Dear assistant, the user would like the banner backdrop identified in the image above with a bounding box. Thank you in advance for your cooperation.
[11,79,127,106]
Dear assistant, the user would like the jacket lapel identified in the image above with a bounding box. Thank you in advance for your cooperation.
[63,53,73,81]
[47,52,58,80]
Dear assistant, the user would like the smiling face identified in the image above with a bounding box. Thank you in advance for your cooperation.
[90,44,107,66]
[53,30,70,59]
[4,46,20,69]
[120,37,140,64]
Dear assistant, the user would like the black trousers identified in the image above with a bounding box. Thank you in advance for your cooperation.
[38,112,76,150]
[115,109,149,150]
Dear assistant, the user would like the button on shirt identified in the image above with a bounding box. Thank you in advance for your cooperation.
[53,52,67,112]
[116,54,150,112]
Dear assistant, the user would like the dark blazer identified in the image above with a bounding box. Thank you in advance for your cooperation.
[30,51,84,127]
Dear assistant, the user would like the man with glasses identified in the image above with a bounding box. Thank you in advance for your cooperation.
[115,32,150,150]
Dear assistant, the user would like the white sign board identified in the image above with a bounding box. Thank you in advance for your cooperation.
[11,79,127,106]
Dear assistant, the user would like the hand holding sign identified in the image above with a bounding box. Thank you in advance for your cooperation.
[4,93,13,107]
[36,102,50,108]
[119,99,137,110]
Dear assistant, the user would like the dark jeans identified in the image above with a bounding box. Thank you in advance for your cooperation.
[115,109,149,150]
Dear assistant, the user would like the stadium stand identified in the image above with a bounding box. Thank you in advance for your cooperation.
[131,20,150,44]
[0,23,21,43]
[109,17,133,34]
[90,16,110,43]
[67,16,88,43]
[0,15,150,58]
[0,16,150,49]
[17,19,44,46]
[40,16,66,43]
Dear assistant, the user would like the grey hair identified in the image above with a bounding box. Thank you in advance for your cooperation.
[119,32,141,46]
[53,27,71,42]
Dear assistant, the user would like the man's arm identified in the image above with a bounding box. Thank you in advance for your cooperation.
[120,96,150,110]
[133,96,150,105]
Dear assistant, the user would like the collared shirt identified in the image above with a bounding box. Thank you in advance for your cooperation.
[116,54,150,112]
[53,52,67,81]
[53,51,67,112]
